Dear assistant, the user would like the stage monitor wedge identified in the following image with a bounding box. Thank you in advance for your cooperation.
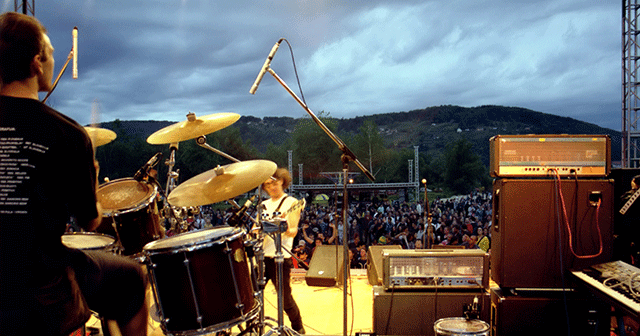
[305,245,344,287]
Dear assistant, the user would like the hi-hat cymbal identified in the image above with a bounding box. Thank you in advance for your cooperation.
[147,112,240,145]
[84,126,117,147]
[168,159,277,207]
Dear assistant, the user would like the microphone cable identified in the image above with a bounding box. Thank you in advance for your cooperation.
[281,39,307,106]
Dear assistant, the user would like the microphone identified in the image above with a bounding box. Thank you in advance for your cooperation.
[72,27,78,79]
[134,152,162,182]
[249,39,283,94]
[228,195,257,226]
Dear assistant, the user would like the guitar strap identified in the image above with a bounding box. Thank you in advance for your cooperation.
[274,195,289,213]
[620,188,640,215]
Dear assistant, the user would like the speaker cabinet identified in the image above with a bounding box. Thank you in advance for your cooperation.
[490,288,609,336]
[372,286,490,336]
[305,245,344,287]
[367,245,402,286]
[491,178,614,289]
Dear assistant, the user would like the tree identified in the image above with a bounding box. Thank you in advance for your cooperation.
[444,138,484,195]
[291,113,343,183]
[351,119,388,181]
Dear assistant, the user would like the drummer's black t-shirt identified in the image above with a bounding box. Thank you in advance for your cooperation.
[0,96,98,307]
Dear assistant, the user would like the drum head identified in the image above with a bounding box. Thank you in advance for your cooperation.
[434,318,490,335]
[97,178,155,214]
[62,232,115,250]
[143,227,241,253]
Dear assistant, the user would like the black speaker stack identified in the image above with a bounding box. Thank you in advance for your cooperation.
[489,135,615,335]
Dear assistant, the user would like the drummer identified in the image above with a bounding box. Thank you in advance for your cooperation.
[0,13,148,335]
[259,168,306,334]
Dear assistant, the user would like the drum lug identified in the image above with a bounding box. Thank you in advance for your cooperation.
[235,303,244,311]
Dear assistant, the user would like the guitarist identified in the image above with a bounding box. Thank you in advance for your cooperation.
[619,175,640,265]
[260,168,305,334]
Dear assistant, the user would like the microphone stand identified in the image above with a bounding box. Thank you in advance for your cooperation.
[262,66,375,336]
[423,179,433,249]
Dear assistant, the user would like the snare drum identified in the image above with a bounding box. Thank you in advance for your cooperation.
[96,178,164,256]
[434,318,490,336]
[61,232,117,252]
[143,227,258,335]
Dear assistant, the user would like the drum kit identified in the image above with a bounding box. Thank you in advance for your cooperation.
[67,112,303,336]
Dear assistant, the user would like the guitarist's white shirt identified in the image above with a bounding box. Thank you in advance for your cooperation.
[262,194,303,258]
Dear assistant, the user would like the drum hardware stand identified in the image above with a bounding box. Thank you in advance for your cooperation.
[253,61,375,336]
[164,142,179,198]
[261,219,301,336]
[195,135,240,163]
[161,142,190,234]
[106,216,125,255]
[145,172,186,234]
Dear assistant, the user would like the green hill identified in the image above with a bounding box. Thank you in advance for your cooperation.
[93,105,621,184]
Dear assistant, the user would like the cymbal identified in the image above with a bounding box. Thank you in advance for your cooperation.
[84,126,117,147]
[168,159,277,207]
[147,112,240,144]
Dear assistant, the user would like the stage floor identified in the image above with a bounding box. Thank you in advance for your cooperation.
[87,269,375,336]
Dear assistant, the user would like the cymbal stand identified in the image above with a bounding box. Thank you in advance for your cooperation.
[161,143,188,233]
[195,135,240,163]
[164,143,179,197]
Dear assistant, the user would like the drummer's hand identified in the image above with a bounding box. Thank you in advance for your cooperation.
[94,159,100,189]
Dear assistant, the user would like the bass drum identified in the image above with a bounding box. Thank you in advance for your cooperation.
[143,227,258,335]
[96,178,164,256]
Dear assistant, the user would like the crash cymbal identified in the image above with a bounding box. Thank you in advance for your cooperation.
[168,159,276,207]
[147,112,240,145]
[84,126,117,147]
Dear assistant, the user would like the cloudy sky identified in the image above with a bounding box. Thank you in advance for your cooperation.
[9,0,621,130]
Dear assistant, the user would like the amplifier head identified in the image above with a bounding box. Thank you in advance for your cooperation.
[382,249,489,290]
[489,134,610,177]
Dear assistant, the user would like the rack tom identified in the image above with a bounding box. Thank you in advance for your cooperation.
[96,178,164,256]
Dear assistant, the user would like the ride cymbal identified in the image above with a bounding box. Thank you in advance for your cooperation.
[168,159,277,207]
[147,112,240,144]
[84,126,117,147]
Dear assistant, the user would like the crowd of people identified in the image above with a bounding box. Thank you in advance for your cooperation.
[197,190,493,270]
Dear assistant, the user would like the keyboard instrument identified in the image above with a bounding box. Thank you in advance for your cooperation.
[572,260,640,319]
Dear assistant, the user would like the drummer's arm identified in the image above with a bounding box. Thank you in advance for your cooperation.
[80,159,103,232]
[84,202,103,232]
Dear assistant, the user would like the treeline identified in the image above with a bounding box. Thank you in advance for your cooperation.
[94,105,619,196]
